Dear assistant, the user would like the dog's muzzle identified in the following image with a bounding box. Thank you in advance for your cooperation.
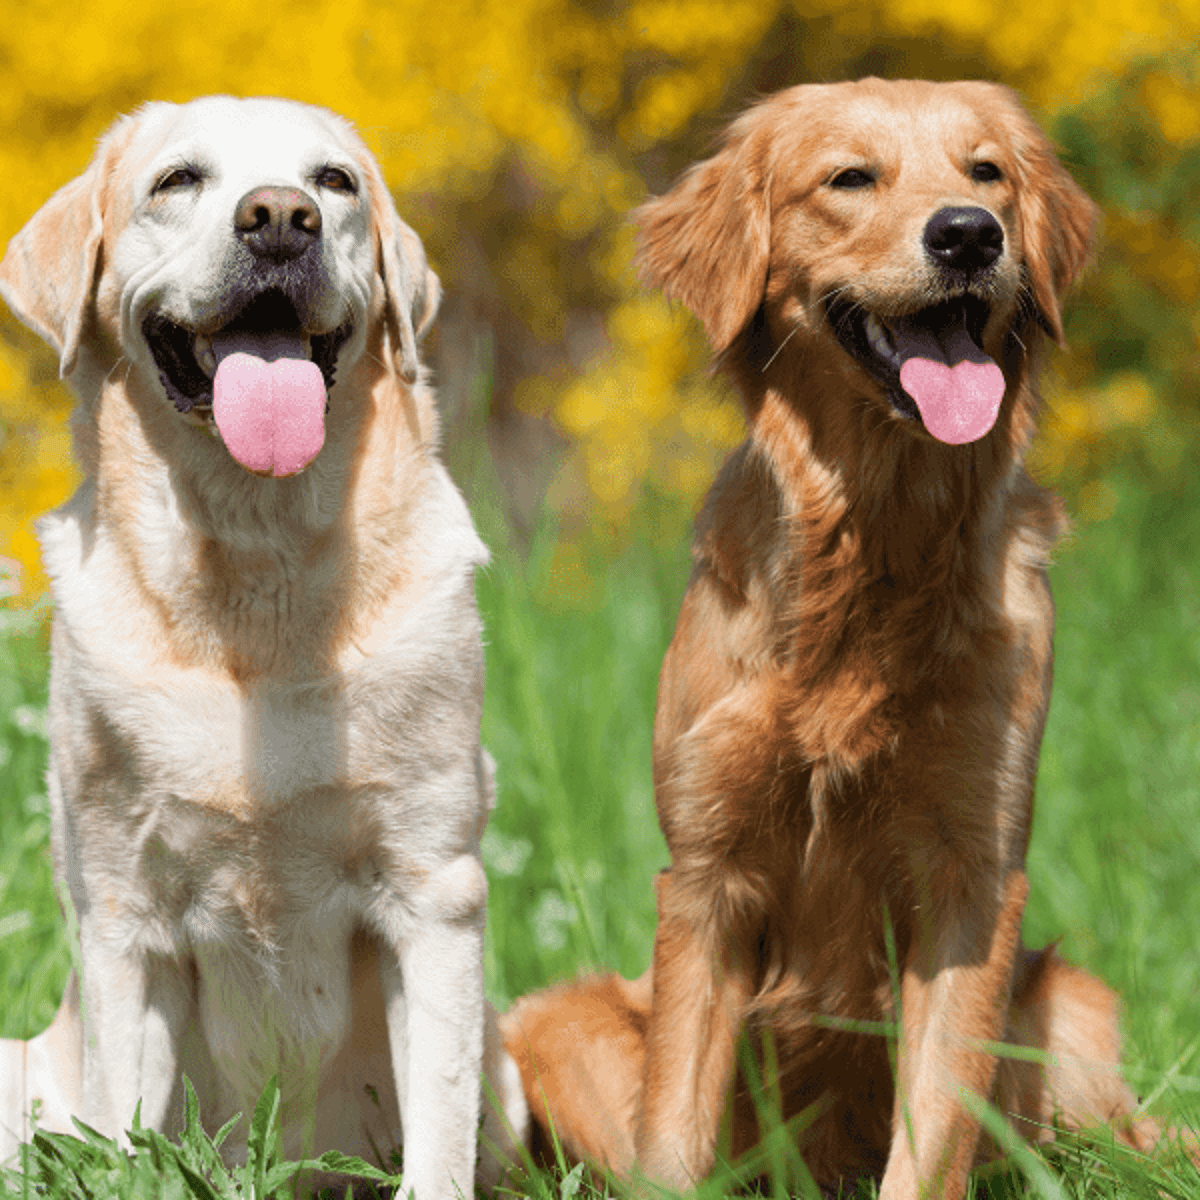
[141,186,356,476]
[825,206,1010,445]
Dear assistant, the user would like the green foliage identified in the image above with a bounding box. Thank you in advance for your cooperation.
[1034,54,1200,497]
[0,599,64,1044]
[1025,472,1200,1086]
[477,526,685,1006]
[0,1074,401,1198]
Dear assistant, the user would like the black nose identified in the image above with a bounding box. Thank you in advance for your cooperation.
[923,206,1004,273]
[234,186,322,262]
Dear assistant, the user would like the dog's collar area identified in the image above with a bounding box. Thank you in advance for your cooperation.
[825,294,992,422]
[143,289,352,416]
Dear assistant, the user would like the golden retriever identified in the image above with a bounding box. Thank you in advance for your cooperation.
[0,97,527,1197]
[503,78,1163,1197]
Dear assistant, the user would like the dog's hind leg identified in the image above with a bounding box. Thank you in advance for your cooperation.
[990,946,1160,1154]
[0,971,83,1164]
[501,969,651,1175]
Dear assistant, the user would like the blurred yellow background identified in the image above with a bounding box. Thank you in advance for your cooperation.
[1,0,1198,593]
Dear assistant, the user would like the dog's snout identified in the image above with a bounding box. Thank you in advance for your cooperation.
[234,186,322,262]
[923,206,1004,272]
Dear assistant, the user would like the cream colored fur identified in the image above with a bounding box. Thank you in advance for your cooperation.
[0,96,528,1197]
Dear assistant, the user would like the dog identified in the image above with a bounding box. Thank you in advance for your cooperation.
[0,96,528,1197]
[502,78,1164,1197]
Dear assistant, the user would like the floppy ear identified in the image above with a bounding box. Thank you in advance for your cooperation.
[0,133,116,377]
[635,116,771,354]
[363,161,441,383]
[1009,106,1099,345]
[395,220,441,345]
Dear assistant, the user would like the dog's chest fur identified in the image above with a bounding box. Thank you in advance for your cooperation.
[37,477,489,1103]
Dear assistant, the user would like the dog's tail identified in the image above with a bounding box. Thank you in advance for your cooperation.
[500,970,651,1174]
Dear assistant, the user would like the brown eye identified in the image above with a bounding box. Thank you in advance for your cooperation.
[316,166,356,193]
[829,168,875,190]
[154,166,202,193]
[972,161,1002,183]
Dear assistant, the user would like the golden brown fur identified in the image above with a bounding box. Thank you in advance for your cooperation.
[503,78,1164,1197]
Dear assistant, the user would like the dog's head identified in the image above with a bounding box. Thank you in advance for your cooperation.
[637,78,1098,446]
[0,96,438,477]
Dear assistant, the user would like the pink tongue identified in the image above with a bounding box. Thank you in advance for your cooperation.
[212,351,326,477]
[895,323,1005,445]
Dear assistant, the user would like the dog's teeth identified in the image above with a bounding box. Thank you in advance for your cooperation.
[195,335,216,376]
[865,314,894,360]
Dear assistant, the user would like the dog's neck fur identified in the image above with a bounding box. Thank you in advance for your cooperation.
[702,323,1064,724]
[68,325,442,681]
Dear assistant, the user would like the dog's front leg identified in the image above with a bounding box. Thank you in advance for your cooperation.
[635,672,785,1190]
[879,869,1029,1200]
[77,927,191,1139]
[635,869,752,1191]
[380,853,487,1200]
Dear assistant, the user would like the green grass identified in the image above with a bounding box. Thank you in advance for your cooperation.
[478,526,684,1007]
[1023,476,1200,1097]
[1,468,1198,1196]
[0,596,67,1048]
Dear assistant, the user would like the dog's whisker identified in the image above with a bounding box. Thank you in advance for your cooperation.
[102,356,131,388]
[761,322,801,372]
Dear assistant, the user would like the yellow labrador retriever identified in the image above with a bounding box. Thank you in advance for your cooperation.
[0,97,527,1196]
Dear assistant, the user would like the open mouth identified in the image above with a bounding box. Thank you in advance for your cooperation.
[826,295,1006,445]
[143,289,352,416]
[143,289,354,476]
